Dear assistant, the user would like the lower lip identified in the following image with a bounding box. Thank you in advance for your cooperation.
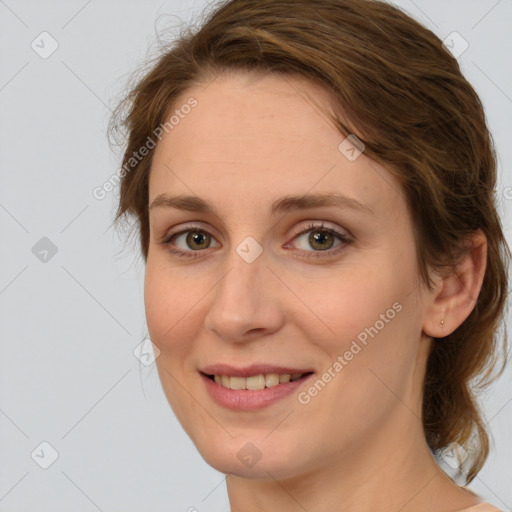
[200,373,314,411]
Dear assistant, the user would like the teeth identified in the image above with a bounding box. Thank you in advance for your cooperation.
[247,374,266,390]
[265,373,279,387]
[230,376,246,390]
[212,373,306,390]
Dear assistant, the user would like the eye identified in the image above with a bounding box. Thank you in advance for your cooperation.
[285,222,352,258]
[161,226,220,258]
[160,222,352,259]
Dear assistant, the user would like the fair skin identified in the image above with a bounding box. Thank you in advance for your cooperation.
[145,70,487,512]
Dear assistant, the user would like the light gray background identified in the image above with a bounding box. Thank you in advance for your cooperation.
[0,1,511,511]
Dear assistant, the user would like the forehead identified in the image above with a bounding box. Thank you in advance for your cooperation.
[165,72,340,162]
[149,71,404,220]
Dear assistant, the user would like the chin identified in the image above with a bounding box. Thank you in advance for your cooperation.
[192,434,306,480]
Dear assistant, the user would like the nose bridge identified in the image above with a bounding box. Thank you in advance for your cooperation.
[219,256,261,305]
[204,245,282,340]
[212,247,266,317]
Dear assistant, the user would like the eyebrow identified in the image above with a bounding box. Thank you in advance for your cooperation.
[149,192,374,216]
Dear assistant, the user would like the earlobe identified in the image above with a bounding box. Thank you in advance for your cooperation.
[422,230,487,339]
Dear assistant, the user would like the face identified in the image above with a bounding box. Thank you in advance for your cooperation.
[145,70,432,480]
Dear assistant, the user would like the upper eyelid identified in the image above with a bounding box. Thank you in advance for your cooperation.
[163,222,220,243]
[291,221,347,237]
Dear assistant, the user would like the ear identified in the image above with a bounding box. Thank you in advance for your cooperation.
[422,230,487,338]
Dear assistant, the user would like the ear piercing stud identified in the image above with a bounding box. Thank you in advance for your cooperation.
[440,319,445,326]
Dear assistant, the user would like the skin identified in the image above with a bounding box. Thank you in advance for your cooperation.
[144,70,487,512]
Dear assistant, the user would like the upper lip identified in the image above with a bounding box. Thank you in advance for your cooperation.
[200,364,314,378]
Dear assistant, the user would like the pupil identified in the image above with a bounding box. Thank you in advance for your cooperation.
[187,231,209,249]
[309,231,333,250]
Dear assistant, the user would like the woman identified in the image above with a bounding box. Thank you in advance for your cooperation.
[110,0,510,510]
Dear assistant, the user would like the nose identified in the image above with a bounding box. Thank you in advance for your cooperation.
[203,251,285,343]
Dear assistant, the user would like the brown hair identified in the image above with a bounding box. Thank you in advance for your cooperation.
[110,0,510,483]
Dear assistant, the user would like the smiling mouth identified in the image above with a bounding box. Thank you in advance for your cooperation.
[203,372,314,390]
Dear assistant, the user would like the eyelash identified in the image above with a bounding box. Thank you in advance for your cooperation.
[160,222,353,260]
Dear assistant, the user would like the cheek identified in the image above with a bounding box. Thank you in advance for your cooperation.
[300,250,420,386]
[143,261,203,358]
[313,277,422,430]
